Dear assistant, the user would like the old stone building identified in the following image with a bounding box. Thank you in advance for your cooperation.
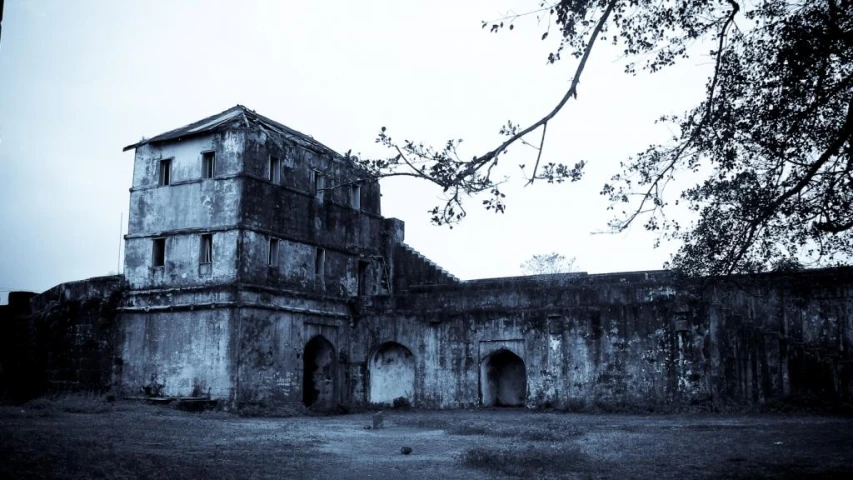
[3,105,852,411]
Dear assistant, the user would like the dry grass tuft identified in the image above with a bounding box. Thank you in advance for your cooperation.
[461,445,591,478]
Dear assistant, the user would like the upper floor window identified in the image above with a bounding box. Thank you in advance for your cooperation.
[313,171,326,202]
[158,159,172,186]
[202,151,216,179]
[268,237,280,267]
[350,184,361,210]
[357,260,368,296]
[152,238,166,267]
[315,248,325,278]
[199,234,213,264]
[268,156,281,184]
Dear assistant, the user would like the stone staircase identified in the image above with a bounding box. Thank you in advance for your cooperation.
[394,243,459,290]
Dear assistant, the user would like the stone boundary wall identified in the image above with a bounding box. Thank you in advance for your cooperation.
[0,276,124,401]
[365,267,853,410]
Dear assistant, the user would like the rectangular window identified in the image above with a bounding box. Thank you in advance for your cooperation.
[357,260,368,296]
[268,156,281,184]
[200,234,213,264]
[152,238,166,267]
[268,237,279,266]
[350,185,361,210]
[158,159,171,186]
[202,151,216,179]
[314,171,326,202]
[315,248,325,278]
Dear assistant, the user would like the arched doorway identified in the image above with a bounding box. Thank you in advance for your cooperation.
[303,336,336,410]
[480,349,526,407]
[369,342,415,405]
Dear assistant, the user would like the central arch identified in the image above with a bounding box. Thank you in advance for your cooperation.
[480,349,526,407]
[303,336,336,410]
[369,342,415,406]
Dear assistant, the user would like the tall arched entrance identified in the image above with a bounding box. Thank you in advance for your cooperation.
[369,342,415,405]
[303,336,336,410]
[480,349,526,407]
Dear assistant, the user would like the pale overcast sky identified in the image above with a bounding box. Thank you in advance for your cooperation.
[0,0,715,302]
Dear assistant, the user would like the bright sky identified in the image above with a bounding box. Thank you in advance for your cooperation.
[0,0,716,302]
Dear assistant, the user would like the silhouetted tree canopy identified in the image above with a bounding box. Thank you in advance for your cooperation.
[350,0,853,277]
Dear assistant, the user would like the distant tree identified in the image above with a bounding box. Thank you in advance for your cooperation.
[351,0,853,277]
[520,252,577,275]
[771,257,804,273]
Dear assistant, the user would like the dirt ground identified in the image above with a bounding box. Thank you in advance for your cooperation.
[1,399,852,479]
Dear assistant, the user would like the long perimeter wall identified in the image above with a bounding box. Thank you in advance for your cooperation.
[349,268,853,410]
[6,268,853,411]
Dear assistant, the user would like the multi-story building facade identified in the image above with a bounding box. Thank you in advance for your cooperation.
[117,106,455,410]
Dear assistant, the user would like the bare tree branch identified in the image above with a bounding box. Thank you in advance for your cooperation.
[526,122,549,186]
[469,0,618,177]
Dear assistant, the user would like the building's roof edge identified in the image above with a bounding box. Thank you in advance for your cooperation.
[123,105,244,152]
[122,105,343,158]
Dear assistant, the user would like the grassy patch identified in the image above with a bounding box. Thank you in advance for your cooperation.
[462,445,591,478]
[21,393,119,416]
[0,402,321,480]
[449,422,578,441]
[396,415,584,441]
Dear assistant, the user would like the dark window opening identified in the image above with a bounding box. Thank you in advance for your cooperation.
[152,238,166,267]
[159,159,171,186]
[200,234,213,264]
[350,185,361,210]
[313,171,326,202]
[268,237,280,266]
[315,248,325,278]
[269,156,281,184]
[357,260,369,296]
[202,151,216,179]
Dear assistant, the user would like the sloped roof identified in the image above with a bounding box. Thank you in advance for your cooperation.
[122,105,340,157]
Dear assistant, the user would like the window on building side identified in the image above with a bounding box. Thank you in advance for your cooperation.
[159,159,171,186]
[357,260,368,296]
[200,234,213,264]
[268,237,279,266]
[202,151,216,179]
[350,185,361,210]
[314,171,326,202]
[268,156,281,184]
[315,248,325,278]
[152,238,166,267]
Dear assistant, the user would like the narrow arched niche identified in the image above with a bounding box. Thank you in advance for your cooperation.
[480,349,526,407]
[369,342,415,405]
[302,336,336,410]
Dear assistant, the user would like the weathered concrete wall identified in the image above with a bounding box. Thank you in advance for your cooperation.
[124,230,239,290]
[240,229,386,298]
[236,128,396,300]
[368,342,416,405]
[242,129,381,216]
[348,269,853,410]
[0,277,124,401]
[117,307,235,399]
[703,274,853,405]
[131,132,245,189]
[232,304,350,410]
[126,175,243,236]
[125,133,244,290]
